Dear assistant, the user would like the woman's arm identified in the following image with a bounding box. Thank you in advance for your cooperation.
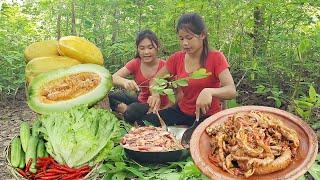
[113,67,139,91]
[196,68,236,115]
[148,66,171,113]
[210,68,237,99]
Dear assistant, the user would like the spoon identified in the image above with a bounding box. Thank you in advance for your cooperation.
[181,112,201,147]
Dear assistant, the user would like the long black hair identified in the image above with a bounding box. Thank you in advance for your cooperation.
[135,29,160,58]
[176,13,209,67]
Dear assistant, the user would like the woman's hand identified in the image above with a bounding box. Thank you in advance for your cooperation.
[196,88,213,115]
[123,79,140,91]
[147,94,161,113]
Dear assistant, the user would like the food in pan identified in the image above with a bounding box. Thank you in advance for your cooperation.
[121,126,184,152]
[206,111,299,177]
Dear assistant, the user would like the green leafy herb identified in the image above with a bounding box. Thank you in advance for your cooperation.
[151,68,211,102]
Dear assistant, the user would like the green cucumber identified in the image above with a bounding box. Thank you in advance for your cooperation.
[10,137,22,167]
[32,120,42,137]
[44,150,49,157]
[20,122,30,152]
[25,136,39,173]
[19,150,25,169]
[36,139,45,158]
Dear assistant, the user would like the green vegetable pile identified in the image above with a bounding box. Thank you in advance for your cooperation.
[38,106,120,167]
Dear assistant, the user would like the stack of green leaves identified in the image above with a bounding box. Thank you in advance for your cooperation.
[38,105,120,167]
[100,155,208,180]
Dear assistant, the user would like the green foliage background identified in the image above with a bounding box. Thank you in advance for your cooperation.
[1,0,319,103]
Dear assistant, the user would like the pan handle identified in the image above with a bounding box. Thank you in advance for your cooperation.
[156,111,167,130]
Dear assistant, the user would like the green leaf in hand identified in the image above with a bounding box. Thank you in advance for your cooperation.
[164,89,175,102]
[174,79,188,87]
[155,78,168,86]
[152,85,166,94]
[171,81,178,88]
[190,68,211,79]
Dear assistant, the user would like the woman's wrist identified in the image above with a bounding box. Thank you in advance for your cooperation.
[151,92,160,97]
[204,88,215,97]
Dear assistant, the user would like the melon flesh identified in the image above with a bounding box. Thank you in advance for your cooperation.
[28,64,112,114]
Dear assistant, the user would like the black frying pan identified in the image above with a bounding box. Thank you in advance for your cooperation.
[123,147,189,163]
[122,113,190,163]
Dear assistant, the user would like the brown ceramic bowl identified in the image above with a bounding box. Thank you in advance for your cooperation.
[190,106,318,180]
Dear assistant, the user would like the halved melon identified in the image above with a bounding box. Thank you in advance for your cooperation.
[58,36,104,65]
[24,40,59,62]
[25,56,81,82]
[28,64,112,114]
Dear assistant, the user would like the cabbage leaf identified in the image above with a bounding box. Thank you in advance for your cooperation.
[39,106,119,167]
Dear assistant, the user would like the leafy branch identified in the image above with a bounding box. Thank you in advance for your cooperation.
[151,68,211,102]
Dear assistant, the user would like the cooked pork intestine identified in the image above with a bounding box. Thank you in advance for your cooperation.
[206,111,299,177]
[121,126,184,152]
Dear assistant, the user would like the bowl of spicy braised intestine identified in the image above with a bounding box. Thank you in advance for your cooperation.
[190,106,318,180]
[120,126,189,163]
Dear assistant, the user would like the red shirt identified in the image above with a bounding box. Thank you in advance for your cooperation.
[125,58,169,107]
[166,51,229,116]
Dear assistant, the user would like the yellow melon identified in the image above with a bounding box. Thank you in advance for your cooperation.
[58,36,104,65]
[25,56,81,82]
[24,40,59,62]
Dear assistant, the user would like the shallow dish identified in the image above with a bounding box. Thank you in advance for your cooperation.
[190,106,318,180]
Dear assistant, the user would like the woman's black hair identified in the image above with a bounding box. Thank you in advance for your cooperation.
[176,13,209,67]
[135,29,160,58]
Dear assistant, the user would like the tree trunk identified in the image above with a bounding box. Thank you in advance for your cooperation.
[57,11,61,40]
[71,0,76,35]
[214,0,221,48]
[253,6,265,57]
[110,8,119,64]
[79,2,86,36]
[66,12,69,34]
[137,0,143,32]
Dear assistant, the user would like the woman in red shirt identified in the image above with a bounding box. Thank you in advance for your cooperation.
[109,29,170,124]
[144,13,237,126]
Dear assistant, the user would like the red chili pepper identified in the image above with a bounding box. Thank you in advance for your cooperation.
[61,173,80,180]
[76,164,90,171]
[38,157,54,162]
[34,172,46,178]
[78,168,90,174]
[54,164,76,173]
[25,158,33,173]
[17,168,27,178]
[44,172,59,176]
[42,161,49,173]
[39,174,61,180]
[46,168,68,174]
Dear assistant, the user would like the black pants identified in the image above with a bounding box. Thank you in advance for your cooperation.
[109,89,206,127]
[108,89,149,124]
[140,105,207,127]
